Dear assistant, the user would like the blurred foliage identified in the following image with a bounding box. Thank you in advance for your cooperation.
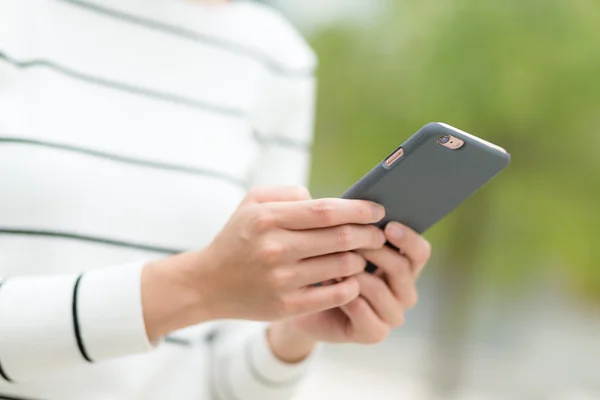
[309,0,600,298]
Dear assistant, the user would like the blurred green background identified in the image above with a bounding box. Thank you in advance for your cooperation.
[310,0,600,297]
[267,0,600,399]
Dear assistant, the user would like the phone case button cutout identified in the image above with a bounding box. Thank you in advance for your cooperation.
[384,147,404,167]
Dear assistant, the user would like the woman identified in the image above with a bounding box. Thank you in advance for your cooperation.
[0,0,431,399]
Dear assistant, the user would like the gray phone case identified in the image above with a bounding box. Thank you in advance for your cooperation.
[341,122,510,272]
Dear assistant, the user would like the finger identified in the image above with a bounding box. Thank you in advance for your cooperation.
[287,277,360,315]
[384,222,432,275]
[243,185,312,205]
[340,297,390,344]
[357,246,413,304]
[355,273,404,327]
[289,224,386,259]
[267,198,385,230]
[292,252,367,288]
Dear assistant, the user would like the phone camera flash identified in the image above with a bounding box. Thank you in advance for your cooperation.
[438,134,464,150]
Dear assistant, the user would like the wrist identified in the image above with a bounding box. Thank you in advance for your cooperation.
[267,320,318,364]
[141,250,214,342]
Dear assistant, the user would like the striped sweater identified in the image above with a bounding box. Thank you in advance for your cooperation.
[0,0,318,399]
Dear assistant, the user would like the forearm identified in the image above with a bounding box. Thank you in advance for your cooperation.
[142,250,320,359]
[141,250,212,342]
[267,320,318,363]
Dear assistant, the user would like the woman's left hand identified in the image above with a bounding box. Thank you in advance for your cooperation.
[277,221,431,348]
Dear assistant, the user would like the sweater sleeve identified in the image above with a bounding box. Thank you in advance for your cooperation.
[0,261,154,383]
[213,8,319,399]
[211,321,321,400]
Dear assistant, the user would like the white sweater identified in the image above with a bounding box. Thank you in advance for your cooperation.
[0,0,318,399]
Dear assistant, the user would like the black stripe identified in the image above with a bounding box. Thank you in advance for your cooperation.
[163,336,192,347]
[243,339,302,388]
[164,327,219,347]
[0,395,44,400]
[204,329,219,344]
[0,361,10,383]
[57,0,315,78]
[0,229,183,255]
[0,137,249,189]
[0,52,244,117]
[252,131,311,151]
[72,274,93,362]
[0,54,310,151]
[0,282,13,383]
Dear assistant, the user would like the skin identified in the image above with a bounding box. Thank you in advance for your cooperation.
[144,0,432,364]
[142,186,431,363]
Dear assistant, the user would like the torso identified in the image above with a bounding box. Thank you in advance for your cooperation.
[0,0,314,398]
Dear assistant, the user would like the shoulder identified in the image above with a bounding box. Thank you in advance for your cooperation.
[224,2,317,75]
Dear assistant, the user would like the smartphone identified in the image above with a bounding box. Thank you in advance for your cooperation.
[341,122,510,272]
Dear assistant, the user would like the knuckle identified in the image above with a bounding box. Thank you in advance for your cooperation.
[332,287,349,306]
[335,225,354,248]
[393,313,406,328]
[272,297,290,319]
[407,289,419,309]
[364,274,385,296]
[349,297,368,313]
[257,240,287,265]
[251,208,278,233]
[289,185,311,200]
[247,186,264,201]
[246,187,259,199]
[267,268,292,291]
[367,326,390,344]
[312,199,337,225]
[332,282,358,305]
[420,239,432,263]
[277,295,301,317]
[337,252,362,276]
[400,255,412,271]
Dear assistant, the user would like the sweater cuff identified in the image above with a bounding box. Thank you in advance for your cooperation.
[0,274,81,381]
[76,260,154,361]
[0,261,154,382]
[215,325,321,400]
[247,326,321,385]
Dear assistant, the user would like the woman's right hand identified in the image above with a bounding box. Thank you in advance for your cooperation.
[142,186,386,340]
[198,185,386,321]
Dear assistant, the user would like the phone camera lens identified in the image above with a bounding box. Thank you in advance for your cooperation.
[439,135,450,144]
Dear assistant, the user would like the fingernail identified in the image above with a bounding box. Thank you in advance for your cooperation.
[370,203,385,221]
[379,230,386,243]
[387,222,404,239]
